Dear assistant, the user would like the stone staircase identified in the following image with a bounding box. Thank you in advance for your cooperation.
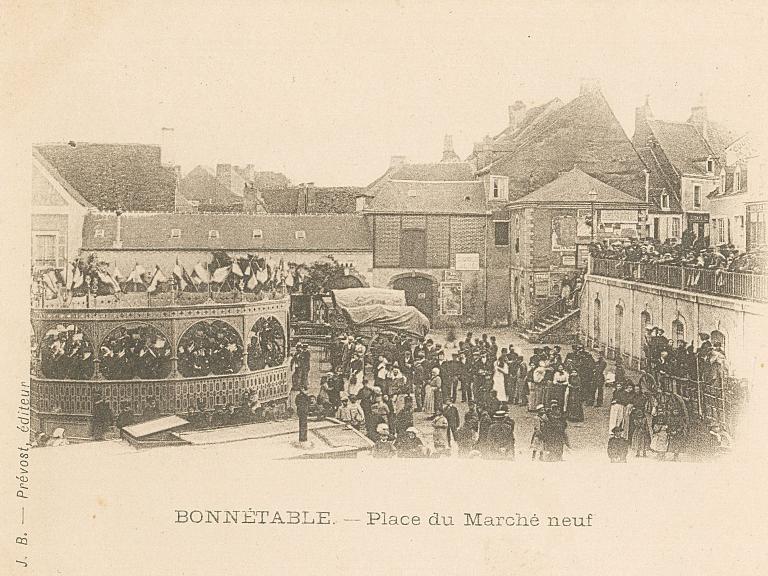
[520,301,581,343]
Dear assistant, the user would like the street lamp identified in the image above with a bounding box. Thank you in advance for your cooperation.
[589,188,598,244]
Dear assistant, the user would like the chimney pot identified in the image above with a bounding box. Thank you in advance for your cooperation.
[390,155,407,168]
[508,100,527,130]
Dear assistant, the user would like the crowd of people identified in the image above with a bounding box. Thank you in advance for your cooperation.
[246,317,286,371]
[39,325,95,380]
[290,333,612,460]
[589,236,765,274]
[177,321,244,377]
[99,326,172,380]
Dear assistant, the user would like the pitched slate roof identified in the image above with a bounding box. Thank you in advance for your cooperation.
[635,147,683,213]
[260,187,362,213]
[482,98,565,158]
[32,148,94,208]
[82,213,372,251]
[508,168,646,206]
[180,165,241,205]
[387,162,477,182]
[476,90,648,201]
[367,179,486,213]
[34,142,177,211]
[646,119,716,176]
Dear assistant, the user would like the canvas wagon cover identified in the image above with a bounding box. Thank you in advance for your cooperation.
[331,287,407,308]
[340,304,430,339]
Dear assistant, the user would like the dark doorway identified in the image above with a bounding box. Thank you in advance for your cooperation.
[392,276,434,321]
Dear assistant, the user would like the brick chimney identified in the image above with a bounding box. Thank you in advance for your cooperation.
[441,134,460,163]
[633,95,654,148]
[689,95,708,140]
[160,127,176,167]
[508,100,527,130]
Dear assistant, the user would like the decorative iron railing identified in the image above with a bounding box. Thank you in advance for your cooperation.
[591,259,768,302]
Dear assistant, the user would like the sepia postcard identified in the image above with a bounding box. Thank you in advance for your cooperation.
[2,1,768,575]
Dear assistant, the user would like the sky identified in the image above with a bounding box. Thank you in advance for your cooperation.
[4,0,768,186]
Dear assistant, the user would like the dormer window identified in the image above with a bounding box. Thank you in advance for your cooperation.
[170,228,181,239]
[706,158,714,173]
[295,230,306,240]
[208,230,219,239]
[660,192,670,210]
[94,228,105,238]
[489,175,509,200]
[252,229,263,239]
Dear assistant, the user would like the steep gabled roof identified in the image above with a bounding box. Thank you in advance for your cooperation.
[477,90,648,201]
[34,142,177,211]
[367,179,486,213]
[388,162,476,182]
[81,213,372,252]
[635,146,683,213]
[365,160,485,213]
[508,167,646,206]
[259,187,362,214]
[646,119,716,176]
[483,98,565,157]
[32,148,94,208]
[180,165,241,205]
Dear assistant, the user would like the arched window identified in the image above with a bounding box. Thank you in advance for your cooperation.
[593,297,601,343]
[672,318,686,345]
[39,324,95,380]
[178,320,243,377]
[614,304,624,356]
[99,324,172,380]
[711,330,726,354]
[247,316,286,371]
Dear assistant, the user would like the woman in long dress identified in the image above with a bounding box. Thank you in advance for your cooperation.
[423,368,438,416]
[492,358,509,403]
[552,365,569,408]
[650,413,669,460]
[530,361,547,411]
[565,370,584,422]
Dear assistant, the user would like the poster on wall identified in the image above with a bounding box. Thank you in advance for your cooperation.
[533,272,550,297]
[455,253,480,270]
[440,281,463,315]
[551,214,577,251]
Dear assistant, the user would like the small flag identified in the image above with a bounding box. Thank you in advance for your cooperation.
[147,266,167,293]
[232,260,244,277]
[173,260,188,291]
[192,262,210,284]
[211,265,231,284]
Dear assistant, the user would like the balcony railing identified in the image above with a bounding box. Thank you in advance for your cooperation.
[591,259,768,302]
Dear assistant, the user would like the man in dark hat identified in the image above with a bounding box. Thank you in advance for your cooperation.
[295,388,311,442]
[443,398,460,446]
[485,407,515,459]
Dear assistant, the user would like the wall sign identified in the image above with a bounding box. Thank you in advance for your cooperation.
[455,253,480,271]
[439,281,463,315]
[444,270,461,282]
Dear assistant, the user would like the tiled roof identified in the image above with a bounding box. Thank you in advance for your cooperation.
[81,213,372,251]
[259,187,362,213]
[34,142,177,211]
[508,168,646,206]
[483,98,565,157]
[388,162,476,181]
[477,90,648,201]
[32,148,93,207]
[180,165,241,205]
[366,179,486,213]
[646,119,716,176]
[635,147,683,213]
